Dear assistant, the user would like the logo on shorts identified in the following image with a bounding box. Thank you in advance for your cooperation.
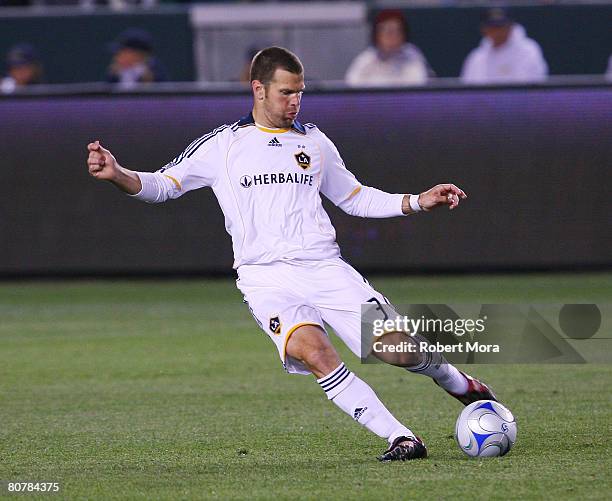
[353,407,367,421]
[240,175,253,188]
[269,316,281,335]
[294,151,310,170]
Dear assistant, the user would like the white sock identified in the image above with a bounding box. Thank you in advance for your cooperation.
[317,363,414,445]
[406,347,468,395]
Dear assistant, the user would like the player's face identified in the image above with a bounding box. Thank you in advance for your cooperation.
[262,69,305,128]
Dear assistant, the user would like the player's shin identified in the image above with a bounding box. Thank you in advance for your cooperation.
[317,363,414,444]
[405,335,468,395]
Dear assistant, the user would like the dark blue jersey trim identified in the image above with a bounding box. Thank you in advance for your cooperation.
[168,124,229,167]
[185,125,229,159]
[236,111,308,135]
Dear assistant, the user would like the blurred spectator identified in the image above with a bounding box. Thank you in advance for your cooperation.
[345,10,432,87]
[1,43,43,94]
[461,8,548,84]
[107,28,167,87]
[606,55,612,81]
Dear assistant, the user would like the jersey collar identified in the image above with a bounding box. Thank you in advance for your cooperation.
[237,112,306,135]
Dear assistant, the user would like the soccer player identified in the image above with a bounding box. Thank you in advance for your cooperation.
[87,47,496,461]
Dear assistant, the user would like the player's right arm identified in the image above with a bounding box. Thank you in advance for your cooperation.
[87,140,142,195]
[87,135,219,203]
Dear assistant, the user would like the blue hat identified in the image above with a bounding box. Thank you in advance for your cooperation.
[481,8,513,27]
[110,28,153,54]
[6,43,39,68]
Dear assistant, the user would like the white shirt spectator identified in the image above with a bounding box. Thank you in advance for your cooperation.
[1,76,17,94]
[345,44,429,87]
[461,24,548,84]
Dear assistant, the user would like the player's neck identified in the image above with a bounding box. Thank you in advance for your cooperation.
[254,121,288,131]
[252,108,291,130]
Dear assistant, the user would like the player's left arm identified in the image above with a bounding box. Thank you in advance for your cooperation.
[340,183,467,217]
[318,134,466,217]
[406,184,467,213]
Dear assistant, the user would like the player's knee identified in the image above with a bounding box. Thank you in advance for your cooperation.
[302,346,340,376]
[286,325,341,377]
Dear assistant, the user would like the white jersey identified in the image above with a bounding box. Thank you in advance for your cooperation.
[133,113,405,268]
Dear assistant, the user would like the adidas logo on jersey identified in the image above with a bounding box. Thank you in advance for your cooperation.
[268,137,282,147]
[353,407,368,421]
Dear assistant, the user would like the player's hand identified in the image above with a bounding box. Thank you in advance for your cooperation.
[418,183,467,211]
[87,140,118,181]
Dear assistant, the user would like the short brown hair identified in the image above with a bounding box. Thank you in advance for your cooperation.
[249,46,303,85]
[372,10,409,45]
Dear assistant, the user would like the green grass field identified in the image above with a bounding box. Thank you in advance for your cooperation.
[1,273,611,500]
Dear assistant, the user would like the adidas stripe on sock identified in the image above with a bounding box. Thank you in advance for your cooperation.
[317,362,354,399]
[317,363,414,444]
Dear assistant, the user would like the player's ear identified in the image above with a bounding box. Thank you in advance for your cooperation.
[252,80,265,101]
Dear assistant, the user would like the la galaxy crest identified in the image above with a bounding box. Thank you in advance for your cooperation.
[294,151,310,170]
[269,316,281,335]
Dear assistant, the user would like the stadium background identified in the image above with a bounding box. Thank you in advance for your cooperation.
[1,1,610,277]
[1,3,611,83]
[1,1,611,500]
[1,85,610,275]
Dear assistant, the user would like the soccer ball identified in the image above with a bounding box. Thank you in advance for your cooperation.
[455,400,517,457]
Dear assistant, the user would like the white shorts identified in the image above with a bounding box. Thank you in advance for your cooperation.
[236,257,389,375]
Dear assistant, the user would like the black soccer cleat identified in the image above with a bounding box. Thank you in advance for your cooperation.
[440,370,498,406]
[378,435,428,462]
